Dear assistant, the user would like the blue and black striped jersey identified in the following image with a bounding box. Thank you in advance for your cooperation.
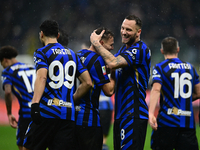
[114,40,151,120]
[1,62,35,119]
[34,43,87,121]
[75,49,110,126]
[152,58,199,128]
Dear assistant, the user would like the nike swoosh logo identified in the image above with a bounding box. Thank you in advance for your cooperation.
[121,144,125,148]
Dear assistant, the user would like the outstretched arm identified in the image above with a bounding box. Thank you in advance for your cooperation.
[4,84,18,128]
[148,82,161,130]
[90,30,128,70]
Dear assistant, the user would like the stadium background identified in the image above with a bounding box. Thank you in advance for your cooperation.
[0,0,200,149]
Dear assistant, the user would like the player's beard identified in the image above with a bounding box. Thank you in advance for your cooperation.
[126,33,137,46]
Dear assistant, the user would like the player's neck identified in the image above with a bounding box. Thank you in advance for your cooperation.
[44,37,58,46]
[164,54,178,60]
[88,45,99,54]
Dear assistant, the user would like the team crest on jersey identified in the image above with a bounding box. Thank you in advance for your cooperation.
[47,98,72,108]
[167,107,191,116]
[102,66,106,75]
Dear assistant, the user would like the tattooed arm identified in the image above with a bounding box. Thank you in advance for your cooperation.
[90,30,128,70]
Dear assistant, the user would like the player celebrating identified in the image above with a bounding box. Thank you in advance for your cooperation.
[23,20,92,150]
[0,45,35,150]
[90,15,151,150]
[75,27,115,150]
[149,37,200,150]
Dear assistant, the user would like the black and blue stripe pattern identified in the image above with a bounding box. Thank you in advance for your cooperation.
[152,58,199,128]
[76,49,110,127]
[34,43,87,121]
[1,62,35,119]
[114,40,151,120]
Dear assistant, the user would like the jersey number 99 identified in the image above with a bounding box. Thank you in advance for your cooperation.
[49,60,76,89]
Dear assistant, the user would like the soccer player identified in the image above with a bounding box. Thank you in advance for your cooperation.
[23,20,92,150]
[75,27,115,150]
[0,45,35,150]
[148,37,200,150]
[90,15,151,150]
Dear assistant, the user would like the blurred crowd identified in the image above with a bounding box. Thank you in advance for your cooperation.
[0,0,200,97]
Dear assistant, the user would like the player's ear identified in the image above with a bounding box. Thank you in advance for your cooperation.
[40,31,44,38]
[177,47,180,53]
[100,40,104,45]
[160,49,164,54]
[57,32,60,39]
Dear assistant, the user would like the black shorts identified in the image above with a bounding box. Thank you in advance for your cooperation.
[151,127,199,150]
[99,109,112,136]
[75,125,103,150]
[16,118,32,146]
[114,117,148,150]
[23,118,76,150]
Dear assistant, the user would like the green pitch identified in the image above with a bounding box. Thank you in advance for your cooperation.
[0,125,199,150]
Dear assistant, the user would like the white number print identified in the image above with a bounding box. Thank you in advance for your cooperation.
[121,129,125,140]
[171,72,192,98]
[49,60,76,89]
[18,70,36,93]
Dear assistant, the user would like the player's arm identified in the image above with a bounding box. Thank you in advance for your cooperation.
[73,70,92,102]
[32,68,47,104]
[30,68,47,125]
[90,30,128,69]
[4,84,18,128]
[192,83,200,101]
[101,70,115,96]
[148,82,161,131]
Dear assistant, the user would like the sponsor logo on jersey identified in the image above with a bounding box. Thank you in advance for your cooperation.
[126,50,135,60]
[80,57,86,63]
[1,76,6,83]
[75,106,81,111]
[152,69,161,78]
[167,107,191,116]
[47,98,72,108]
[102,66,106,75]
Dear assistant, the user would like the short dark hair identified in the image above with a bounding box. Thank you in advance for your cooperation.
[161,37,179,55]
[125,15,142,29]
[57,29,69,47]
[95,27,114,41]
[40,20,59,37]
[0,45,18,62]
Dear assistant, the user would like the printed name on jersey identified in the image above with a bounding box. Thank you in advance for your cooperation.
[47,98,72,108]
[10,64,34,71]
[168,63,191,69]
[51,48,71,55]
[75,106,81,111]
[102,66,106,75]
[167,107,191,116]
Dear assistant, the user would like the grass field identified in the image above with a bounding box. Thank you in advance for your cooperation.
[0,124,199,150]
